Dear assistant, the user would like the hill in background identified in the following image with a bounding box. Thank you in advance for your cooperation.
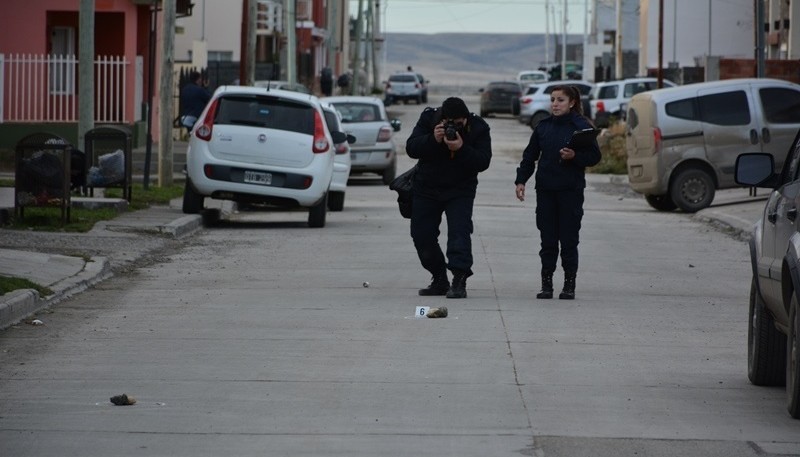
[382,32,582,91]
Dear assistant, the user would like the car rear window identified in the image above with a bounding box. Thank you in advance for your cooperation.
[597,85,618,99]
[389,74,417,83]
[214,95,314,134]
[524,86,539,95]
[331,103,382,123]
[490,83,520,92]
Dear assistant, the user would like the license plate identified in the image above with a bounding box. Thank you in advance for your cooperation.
[243,170,272,185]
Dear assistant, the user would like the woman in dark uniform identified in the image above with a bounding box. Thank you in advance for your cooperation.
[514,85,601,300]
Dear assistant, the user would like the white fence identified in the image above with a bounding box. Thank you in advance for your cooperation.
[0,53,131,124]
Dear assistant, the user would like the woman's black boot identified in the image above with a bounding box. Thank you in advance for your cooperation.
[559,271,576,299]
[536,269,554,299]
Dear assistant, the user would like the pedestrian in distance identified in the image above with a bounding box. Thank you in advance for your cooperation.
[406,97,492,299]
[514,85,601,300]
[320,67,333,96]
[179,71,211,135]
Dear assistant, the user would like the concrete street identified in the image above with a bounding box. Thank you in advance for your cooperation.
[1,94,798,456]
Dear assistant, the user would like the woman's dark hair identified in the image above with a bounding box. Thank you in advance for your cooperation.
[550,84,583,116]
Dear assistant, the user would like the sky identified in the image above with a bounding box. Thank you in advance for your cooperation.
[349,0,592,35]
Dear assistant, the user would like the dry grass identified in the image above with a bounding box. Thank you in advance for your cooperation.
[590,121,628,174]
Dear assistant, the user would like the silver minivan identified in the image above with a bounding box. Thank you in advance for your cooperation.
[626,78,800,212]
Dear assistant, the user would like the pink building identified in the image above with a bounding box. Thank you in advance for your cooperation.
[0,0,193,148]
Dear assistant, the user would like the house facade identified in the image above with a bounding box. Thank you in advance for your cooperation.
[0,0,192,149]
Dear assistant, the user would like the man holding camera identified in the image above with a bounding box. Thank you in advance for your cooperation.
[405,97,492,298]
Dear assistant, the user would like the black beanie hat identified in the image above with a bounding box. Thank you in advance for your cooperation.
[441,97,470,119]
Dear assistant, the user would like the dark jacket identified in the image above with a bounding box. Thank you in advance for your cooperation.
[515,111,601,191]
[180,83,211,118]
[406,107,492,199]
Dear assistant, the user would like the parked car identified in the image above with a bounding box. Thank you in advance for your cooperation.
[733,134,800,419]
[589,77,676,126]
[384,72,424,105]
[182,86,347,228]
[252,80,312,94]
[517,80,594,128]
[479,81,523,117]
[321,102,355,211]
[516,70,549,84]
[626,78,800,212]
[325,95,401,184]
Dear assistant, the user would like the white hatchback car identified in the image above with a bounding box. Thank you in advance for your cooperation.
[320,102,354,211]
[183,86,347,227]
[325,96,400,184]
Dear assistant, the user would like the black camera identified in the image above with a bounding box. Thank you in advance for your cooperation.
[444,121,458,141]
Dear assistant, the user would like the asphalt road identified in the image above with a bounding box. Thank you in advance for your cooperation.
[1,94,798,457]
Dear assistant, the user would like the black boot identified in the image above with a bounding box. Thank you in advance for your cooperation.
[419,271,449,296]
[536,269,554,299]
[446,270,469,299]
[559,271,576,300]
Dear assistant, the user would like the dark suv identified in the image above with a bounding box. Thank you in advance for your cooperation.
[734,132,800,419]
[479,81,522,117]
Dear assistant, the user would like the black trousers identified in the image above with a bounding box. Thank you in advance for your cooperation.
[536,188,584,273]
[410,192,474,276]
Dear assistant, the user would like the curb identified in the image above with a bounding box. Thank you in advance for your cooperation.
[0,256,111,330]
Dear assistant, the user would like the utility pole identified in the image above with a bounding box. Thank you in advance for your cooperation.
[246,0,256,85]
[545,0,550,66]
[372,0,381,92]
[158,0,175,187]
[657,0,664,87]
[351,0,365,95]
[756,0,765,77]
[614,0,622,79]
[561,0,567,80]
[78,0,94,150]
[285,0,296,84]
[327,0,338,71]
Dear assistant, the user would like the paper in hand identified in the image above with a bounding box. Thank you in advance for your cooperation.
[566,128,600,150]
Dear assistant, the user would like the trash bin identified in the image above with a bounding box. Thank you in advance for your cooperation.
[84,125,133,202]
[14,133,73,225]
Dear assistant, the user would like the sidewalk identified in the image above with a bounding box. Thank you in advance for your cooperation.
[0,179,766,330]
[0,186,218,329]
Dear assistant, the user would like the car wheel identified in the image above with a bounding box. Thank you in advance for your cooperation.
[788,293,800,418]
[530,112,548,130]
[328,191,345,212]
[422,93,428,103]
[748,278,787,386]
[416,95,423,104]
[480,109,488,117]
[669,168,715,213]
[382,161,397,185]
[308,193,327,228]
[644,194,677,212]
[182,179,204,214]
[511,99,520,116]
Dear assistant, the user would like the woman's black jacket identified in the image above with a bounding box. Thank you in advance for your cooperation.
[515,111,601,191]
[405,107,492,199]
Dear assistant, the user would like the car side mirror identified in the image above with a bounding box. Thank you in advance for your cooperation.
[346,133,357,144]
[331,131,348,144]
[390,118,402,132]
[735,153,778,188]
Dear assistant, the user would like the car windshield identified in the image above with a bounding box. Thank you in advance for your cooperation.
[332,103,382,123]
[389,74,417,83]
[214,95,314,134]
